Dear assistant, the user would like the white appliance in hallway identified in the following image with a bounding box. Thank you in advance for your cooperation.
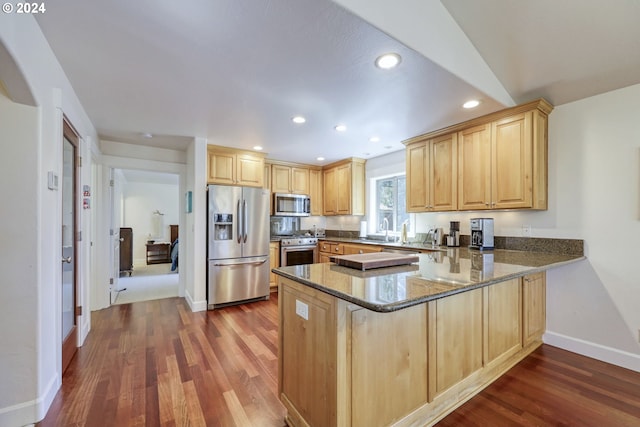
[207,185,270,309]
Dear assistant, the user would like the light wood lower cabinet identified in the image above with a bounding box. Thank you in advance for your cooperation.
[278,272,546,427]
[523,272,546,346]
[269,242,279,291]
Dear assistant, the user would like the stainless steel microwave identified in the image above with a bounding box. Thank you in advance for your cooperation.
[273,193,311,216]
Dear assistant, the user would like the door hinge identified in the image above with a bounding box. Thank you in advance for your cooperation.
[78,156,82,167]
[109,278,114,285]
[110,229,114,236]
[75,306,83,316]
[110,179,114,187]
[77,231,82,242]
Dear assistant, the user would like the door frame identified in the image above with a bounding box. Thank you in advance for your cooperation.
[61,116,80,374]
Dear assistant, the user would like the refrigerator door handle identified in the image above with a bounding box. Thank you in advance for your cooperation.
[236,199,242,243]
[213,258,268,267]
[243,199,248,243]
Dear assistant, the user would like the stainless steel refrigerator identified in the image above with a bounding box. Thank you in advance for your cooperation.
[207,184,270,309]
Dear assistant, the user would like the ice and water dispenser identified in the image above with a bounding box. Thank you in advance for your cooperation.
[213,213,233,241]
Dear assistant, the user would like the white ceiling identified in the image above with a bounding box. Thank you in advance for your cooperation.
[34,0,640,165]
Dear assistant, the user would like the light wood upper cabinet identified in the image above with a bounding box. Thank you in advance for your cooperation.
[271,164,310,195]
[458,124,492,210]
[405,98,552,212]
[323,158,365,216]
[406,133,457,212]
[308,168,323,216]
[207,145,264,187]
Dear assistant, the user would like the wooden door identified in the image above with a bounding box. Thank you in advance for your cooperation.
[335,163,352,214]
[523,272,546,346]
[458,124,492,210]
[291,167,310,194]
[208,150,235,185]
[430,133,458,211]
[322,167,337,215]
[271,164,291,193]
[61,118,79,374]
[492,112,533,209]
[236,153,263,187]
[309,169,323,215]
[406,141,428,212]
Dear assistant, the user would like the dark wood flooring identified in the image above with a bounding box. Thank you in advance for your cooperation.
[38,296,640,427]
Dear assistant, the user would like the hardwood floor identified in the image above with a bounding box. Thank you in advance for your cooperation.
[39,296,640,427]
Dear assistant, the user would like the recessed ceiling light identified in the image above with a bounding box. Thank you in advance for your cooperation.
[463,100,480,109]
[334,124,347,132]
[253,146,263,151]
[317,156,325,161]
[375,53,402,69]
[141,133,153,139]
[363,152,371,156]
[384,145,393,150]
[292,116,306,124]
[369,136,380,142]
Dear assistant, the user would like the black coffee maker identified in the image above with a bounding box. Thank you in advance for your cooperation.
[447,221,460,247]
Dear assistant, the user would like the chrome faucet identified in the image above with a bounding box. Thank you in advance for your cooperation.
[383,218,389,242]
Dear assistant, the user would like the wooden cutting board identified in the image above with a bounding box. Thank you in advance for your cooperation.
[330,252,419,271]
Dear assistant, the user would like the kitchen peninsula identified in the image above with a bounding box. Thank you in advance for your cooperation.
[273,247,585,427]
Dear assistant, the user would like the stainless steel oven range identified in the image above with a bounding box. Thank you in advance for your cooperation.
[280,236,318,267]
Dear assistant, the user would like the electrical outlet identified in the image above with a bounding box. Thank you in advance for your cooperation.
[295,299,309,320]
[522,225,532,237]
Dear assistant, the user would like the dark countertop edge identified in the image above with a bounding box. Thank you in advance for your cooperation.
[272,255,586,313]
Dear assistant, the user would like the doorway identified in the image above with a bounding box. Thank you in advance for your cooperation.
[61,118,79,373]
[111,168,180,304]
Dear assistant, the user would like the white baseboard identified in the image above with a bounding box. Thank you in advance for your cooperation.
[0,373,59,426]
[544,331,640,372]
[184,289,207,312]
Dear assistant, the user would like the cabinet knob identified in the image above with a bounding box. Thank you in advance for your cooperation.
[335,247,339,251]
[359,250,363,254]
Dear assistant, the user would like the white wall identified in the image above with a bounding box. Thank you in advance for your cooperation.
[0,91,40,424]
[0,14,99,425]
[184,138,208,311]
[123,181,179,263]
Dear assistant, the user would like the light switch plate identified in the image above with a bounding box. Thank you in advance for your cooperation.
[295,299,309,320]
[47,171,58,190]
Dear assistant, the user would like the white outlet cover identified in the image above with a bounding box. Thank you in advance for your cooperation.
[295,299,309,320]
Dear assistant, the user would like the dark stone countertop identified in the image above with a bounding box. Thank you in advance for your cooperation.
[273,247,585,313]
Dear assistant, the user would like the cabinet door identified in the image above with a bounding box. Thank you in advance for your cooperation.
[406,142,428,212]
[342,243,381,255]
[263,164,271,190]
[492,112,533,209]
[309,169,323,215]
[271,164,291,193]
[280,282,337,427]
[336,163,352,215]
[291,167,310,194]
[523,272,546,346]
[429,288,483,399]
[323,168,337,215]
[236,154,263,187]
[485,279,522,365]
[458,124,491,210]
[208,151,236,185]
[269,242,279,290]
[351,305,428,427]
[430,133,458,211]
